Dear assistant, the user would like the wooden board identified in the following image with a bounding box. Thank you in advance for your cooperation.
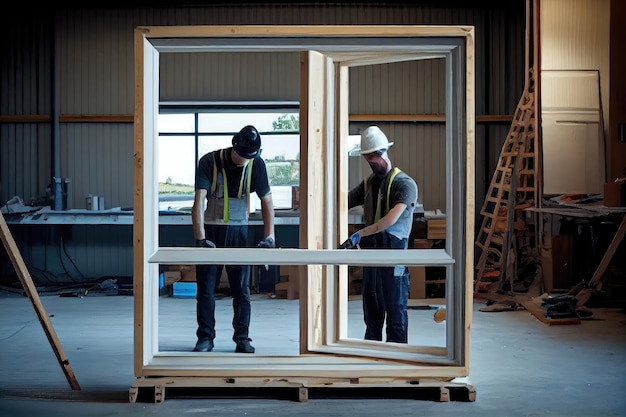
[427,219,447,240]
[518,298,581,326]
[474,292,581,326]
[0,213,81,390]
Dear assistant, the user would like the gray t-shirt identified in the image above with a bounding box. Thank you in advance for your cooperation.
[348,168,418,240]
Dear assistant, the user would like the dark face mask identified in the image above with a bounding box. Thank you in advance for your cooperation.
[368,160,388,178]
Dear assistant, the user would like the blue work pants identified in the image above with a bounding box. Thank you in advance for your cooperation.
[196,224,252,343]
[360,233,409,343]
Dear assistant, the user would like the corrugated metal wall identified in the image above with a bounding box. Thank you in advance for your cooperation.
[1,12,54,205]
[0,124,51,203]
[0,2,526,283]
[348,60,447,210]
[60,124,134,209]
[160,52,301,102]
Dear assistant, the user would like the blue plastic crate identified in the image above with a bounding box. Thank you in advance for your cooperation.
[172,282,197,298]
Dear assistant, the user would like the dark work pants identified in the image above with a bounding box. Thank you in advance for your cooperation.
[360,233,409,343]
[196,224,251,343]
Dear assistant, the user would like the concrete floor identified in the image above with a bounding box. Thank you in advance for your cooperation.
[0,290,625,417]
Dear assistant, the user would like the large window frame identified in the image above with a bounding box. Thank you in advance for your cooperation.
[134,26,474,384]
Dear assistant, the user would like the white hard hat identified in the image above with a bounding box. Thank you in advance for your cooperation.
[359,126,394,155]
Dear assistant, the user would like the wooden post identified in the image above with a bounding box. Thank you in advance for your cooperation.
[0,213,81,390]
[569,214,626,307]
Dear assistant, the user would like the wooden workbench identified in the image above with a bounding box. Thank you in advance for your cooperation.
[527,204,626,306]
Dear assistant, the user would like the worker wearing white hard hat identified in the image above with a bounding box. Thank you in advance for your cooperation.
[340,125,418,343]
[358,125,395,155]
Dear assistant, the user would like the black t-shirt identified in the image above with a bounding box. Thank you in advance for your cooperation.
[195,148,271,199]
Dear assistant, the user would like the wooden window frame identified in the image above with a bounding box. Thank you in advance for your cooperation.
[134,25,475,382]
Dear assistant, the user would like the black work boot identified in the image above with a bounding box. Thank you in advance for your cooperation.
[235,338,255,353]
[193,338,214,352]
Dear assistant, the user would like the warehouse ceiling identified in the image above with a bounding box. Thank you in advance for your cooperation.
[27,0,524,11]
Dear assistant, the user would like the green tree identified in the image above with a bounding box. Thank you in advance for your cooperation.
[269,114,300,188]
[272,114,299,131]
[268,162,300,186]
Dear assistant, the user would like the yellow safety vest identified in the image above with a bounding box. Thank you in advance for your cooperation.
[210,149,253,222]
[372,167,401,222]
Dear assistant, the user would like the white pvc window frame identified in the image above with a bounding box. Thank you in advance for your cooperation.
[134,26,475,381]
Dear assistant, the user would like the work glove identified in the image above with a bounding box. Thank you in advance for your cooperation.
[195,239,216,248]
[339,232,360,249]
[258,236,276,248]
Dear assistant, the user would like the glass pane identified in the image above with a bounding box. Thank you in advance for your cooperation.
[198,135,235,158]
[159,110,300,212]
[159,264,301,355]
[158,135,195,211]
[262,133,300,163]
[198,112,296,133]
[260,131,300,210]
[198,112,300,210]
[158,113,195,133]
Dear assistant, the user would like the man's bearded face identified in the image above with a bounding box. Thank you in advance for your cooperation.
[364,152,388,178]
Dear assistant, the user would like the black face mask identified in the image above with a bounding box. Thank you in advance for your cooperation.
[368,161,388,178]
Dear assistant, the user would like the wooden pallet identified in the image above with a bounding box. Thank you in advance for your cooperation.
[129,376,476,403]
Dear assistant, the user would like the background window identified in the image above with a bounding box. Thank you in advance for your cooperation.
[158,106,300,212]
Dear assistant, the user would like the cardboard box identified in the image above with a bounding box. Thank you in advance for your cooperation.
[181,269,196,282]
[279,265,291,280]
[427,219,446,240]
[541,234,574,292]
[604,180,626,207]
[162,271,181,286]
[408,266,426,299]
[169,264,196,282]
[349,265,362,296]
[413,238,433,249]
